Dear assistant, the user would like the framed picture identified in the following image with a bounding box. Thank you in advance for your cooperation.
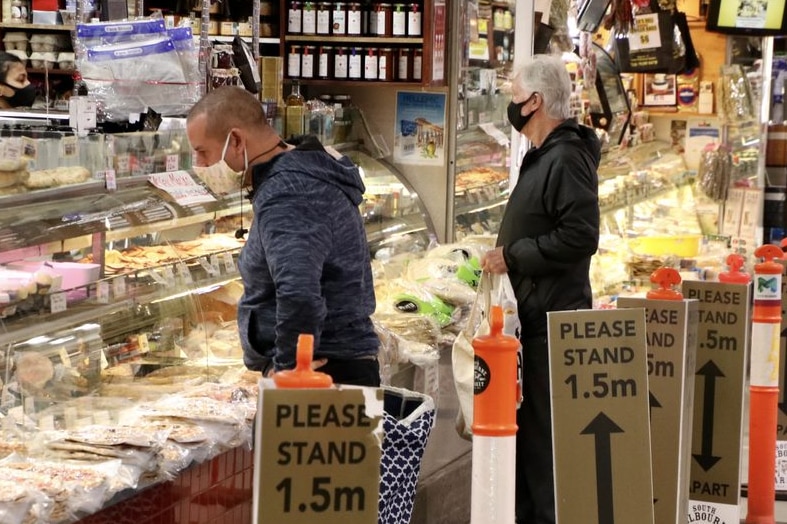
[642,73,677,106]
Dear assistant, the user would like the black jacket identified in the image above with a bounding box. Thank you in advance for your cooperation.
[497,119,601,337]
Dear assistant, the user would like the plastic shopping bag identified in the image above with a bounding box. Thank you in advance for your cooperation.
[451,271,521,440]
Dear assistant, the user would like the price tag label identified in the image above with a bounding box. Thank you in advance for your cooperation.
[96,281,110,303]
[61,135,78,158]
[178,263,194,284]
[222,252,236,274]
[166,154,179,172]
[148,269,168,285]
[4,138,21,163]
[162,265,176,285]
[59,347,72,368]
[113,276,127,298]
[100,349,109,370]
[116,153,131,175]
[50,292,67,314]
[210,254,222,276]
[104,169,117,191]
[198,256,219,277]
[138,333,150,354]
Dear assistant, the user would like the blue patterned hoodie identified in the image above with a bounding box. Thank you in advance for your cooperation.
[237,136,379,372]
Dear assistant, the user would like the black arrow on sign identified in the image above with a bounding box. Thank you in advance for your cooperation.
[780,327,787,416]
[649,392,662,420]
[581,412,624,524]
[693,360,724,471]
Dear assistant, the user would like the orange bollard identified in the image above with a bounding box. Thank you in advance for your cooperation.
[272,334,333,389]
[719,253,751,285]
[746,245,782,524]
[471,305,520,524]
[647,267,684,300]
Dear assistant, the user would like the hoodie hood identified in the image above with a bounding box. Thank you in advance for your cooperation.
[534,119,602,168]
[249,135,366,206]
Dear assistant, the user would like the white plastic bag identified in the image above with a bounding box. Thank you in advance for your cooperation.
[451,271,521,440]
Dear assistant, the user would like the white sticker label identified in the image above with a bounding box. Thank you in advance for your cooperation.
[199,256,219,277]
[165,154,179,172]
[148,269,168,285]
[177,263,193,284]
[222,252,236,273]
[209,254,222,276]
[162,265,176,285]
[62,135,78,158]
[104,169,117,191]
[100,349,109,370]
[97,281,110,303]
[113,276,126,298]
[50,292,67,313]
[629,13,662,51]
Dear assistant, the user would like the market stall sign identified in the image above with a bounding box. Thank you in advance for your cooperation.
[148,170,216,206]
[255,387,383,524]
[682,281,750,523]
[548,308,654,524]
[617,297,699,524]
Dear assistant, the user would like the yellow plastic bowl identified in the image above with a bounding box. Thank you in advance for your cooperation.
[628,235,702,257]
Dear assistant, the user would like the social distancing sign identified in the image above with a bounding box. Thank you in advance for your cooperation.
[682,281,750,524]
[617,297,698,524]
[549,308,654,524]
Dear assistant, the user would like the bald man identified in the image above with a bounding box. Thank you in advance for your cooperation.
[186,86,380,386]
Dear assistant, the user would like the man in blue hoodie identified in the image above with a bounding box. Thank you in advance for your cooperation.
[482,55,601,524]
[186,87,380,387]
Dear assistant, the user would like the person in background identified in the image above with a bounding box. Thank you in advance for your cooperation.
[481,54,601,524]
[186,86,380,387]
[0,52,36,108]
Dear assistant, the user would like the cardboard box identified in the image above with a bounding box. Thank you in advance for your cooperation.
[220,21,235,36]
[32,9,58,24]
[207,20,219,35]
[260,56,282,103]
[237,22,252,37]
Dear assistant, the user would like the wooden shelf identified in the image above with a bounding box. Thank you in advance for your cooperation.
[27,67,74,76]
[285,78,426,88]
[645,109,718,118]
[284,35,423,45]
[0,22,74,31]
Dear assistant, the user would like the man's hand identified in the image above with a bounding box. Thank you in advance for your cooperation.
[481,246,508,274]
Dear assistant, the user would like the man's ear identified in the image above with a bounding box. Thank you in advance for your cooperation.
[0,84,12,98]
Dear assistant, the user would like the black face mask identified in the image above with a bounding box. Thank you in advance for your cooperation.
[3,83,36,107]
[507,93,537,133]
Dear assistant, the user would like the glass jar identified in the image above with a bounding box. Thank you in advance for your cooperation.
[318,45,334,79]
[301,45,316,78]
[331,2,346,34]
[363,47,378,81]
[412,47,422,81]
[397,47,411,81]
[287,1,302,34]
[333,94,352,143]
[347,2,362,34]
[316,2,332,34]
[392,4,406,36]
[302,1,317,34]
[334,46,349,79]
[379,47,394,81]
[287,45,302,78]
[374,3,393,37]
[407,2,421,36]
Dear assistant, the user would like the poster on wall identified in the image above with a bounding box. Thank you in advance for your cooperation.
[394,91,447,166]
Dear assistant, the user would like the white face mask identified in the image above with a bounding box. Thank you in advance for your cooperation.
[192,132,248,196]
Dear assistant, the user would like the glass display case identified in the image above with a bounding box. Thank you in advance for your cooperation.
[0,132,438,522]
